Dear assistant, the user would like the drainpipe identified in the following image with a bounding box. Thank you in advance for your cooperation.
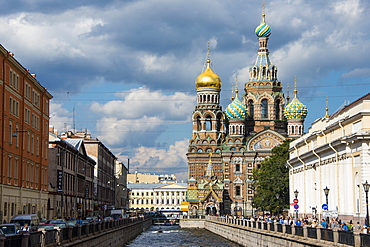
[294,144,305,214]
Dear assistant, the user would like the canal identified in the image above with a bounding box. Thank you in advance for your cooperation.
[125,225,241,247]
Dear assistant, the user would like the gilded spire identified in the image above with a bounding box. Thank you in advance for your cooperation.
[324,96,329,118]
[206,42,211,62]
[231,83,235,101]
[235,76,239,98]
[293,76,298,98]
[262,1,266,22]
[286,83,290,103]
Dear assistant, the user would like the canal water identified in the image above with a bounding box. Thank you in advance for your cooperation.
[125,225,242,247]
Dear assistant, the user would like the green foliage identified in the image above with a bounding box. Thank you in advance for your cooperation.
[251,139,292,215]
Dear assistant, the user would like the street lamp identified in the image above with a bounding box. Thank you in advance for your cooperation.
[323,186,330,209]
[294,190,299,219]
[363,180,370,226]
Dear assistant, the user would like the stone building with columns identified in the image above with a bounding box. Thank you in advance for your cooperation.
[128,183,187,211]
[288,93,370,221]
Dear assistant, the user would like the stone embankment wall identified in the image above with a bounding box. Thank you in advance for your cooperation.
[180,216,358,247]
[63,218,152,247]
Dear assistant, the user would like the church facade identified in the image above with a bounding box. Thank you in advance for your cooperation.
[186,11,308,216]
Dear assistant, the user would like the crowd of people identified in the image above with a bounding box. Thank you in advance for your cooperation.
[222,214,369,233]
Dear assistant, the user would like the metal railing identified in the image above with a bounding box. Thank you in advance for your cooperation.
[0,215,152,247]
[205,216,370,247]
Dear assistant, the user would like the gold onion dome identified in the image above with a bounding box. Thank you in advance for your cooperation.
[195,58,222,89]
[284,89,308,120]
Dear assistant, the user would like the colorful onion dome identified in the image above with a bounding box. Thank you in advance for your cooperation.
[284,89,308,120]
[255,14,271,37]
[225,92,247,119]
[195,58,222,89]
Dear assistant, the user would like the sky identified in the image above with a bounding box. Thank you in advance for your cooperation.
[1,0,369,182]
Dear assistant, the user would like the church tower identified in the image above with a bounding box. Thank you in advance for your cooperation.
[186,45,226,216]
[244,10,286,135]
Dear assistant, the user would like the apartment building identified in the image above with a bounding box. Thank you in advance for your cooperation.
[48,130,95,219]
[60,131,117,215]
[0,45,53,222]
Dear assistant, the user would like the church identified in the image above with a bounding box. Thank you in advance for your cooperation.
[186,10,308,216]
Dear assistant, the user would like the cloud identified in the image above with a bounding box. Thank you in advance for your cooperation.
[117,139,189,182]
[91,87,195,121]
[49,102,73,132]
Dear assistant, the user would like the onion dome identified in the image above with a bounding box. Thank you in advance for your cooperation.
[255,13,271,37]
[195,58,222,89]
[284,88,308,120]
[225,89,247,119]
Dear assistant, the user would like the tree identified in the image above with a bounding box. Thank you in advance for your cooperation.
[252,139,292,215]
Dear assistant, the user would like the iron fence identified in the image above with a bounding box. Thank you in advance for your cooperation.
[320,228,334,242]
[307,227,317,239]
[295,226,303,236]
[338,230,354,246]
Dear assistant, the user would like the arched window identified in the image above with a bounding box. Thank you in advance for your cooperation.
[216,118,220,131]
[261,99,268,118]
[206,116,212,130]
[275,99,281,120]
[197,116,201,131]
[248,100,254,118]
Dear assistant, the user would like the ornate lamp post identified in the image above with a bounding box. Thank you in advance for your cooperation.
[294,190,299,219]
[363,180,370,226]
[323,186,330,209]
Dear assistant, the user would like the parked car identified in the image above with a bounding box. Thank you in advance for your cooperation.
[104,217,114,222]
[10,214,39,231]
[37,224,59,231]
[50,222,68,228]
[47,219,66,224]
[0,224,20,236]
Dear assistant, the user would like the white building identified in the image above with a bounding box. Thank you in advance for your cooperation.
[128,183,187,211]
[288,93,370,221]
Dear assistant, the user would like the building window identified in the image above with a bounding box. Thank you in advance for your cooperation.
[248,100,254,118]
[205,115,212,131]
[8,156,12,178]
[275,99,280,120]
[235,164,240,172]
[235,186,241,196]
[261,99,268,118]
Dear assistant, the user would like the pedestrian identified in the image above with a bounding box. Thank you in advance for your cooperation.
[21,223,30,232]
[76,217,83,226]
[320,218,328,228]
[341,222,349,231]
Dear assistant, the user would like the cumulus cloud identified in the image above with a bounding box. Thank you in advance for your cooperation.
[49,102,73,133]
[91,87,195,121]
[117,139,189,182]
[91,87,194,147]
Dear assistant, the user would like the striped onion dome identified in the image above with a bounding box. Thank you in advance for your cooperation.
[225,92,247,119]
[255,14,271,37]
[284,89,308,120]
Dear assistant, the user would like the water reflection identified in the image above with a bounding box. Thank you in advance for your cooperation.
[126,225,241,247]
